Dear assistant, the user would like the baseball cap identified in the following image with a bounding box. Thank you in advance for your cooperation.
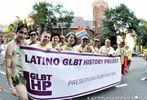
[94,38,99,42]
[81,36,88,40]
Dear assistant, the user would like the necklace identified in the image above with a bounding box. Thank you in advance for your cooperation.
[106,47,110,54]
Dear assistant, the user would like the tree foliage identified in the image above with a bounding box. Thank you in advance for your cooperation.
[138,19,147,47]
[101,4,141,44]
[30,2,74,31]
[4,19,24,34]
[31,2,53,28]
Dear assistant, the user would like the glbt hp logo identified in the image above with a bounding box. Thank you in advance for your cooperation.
[24,71,52,96]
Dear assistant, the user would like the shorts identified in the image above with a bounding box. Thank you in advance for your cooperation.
[12,74,26,87]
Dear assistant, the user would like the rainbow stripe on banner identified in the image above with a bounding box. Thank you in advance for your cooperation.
[75,27,88,38]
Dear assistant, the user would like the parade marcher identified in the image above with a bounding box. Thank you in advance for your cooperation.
[25,30,39,45]
[125,45,133,71]
[74,36,92,53]
[90,38,100,54]
[99,39,115,56]
[141,52,147,81]
[5,25,28,100]
[115,43,126,75]
[47,33,61,50]
[59,34,66,47]
[0,32,4,66]
[0,31,4,49]
[32,31,51,49]
[35,25,42,41]
[61,32,77,51]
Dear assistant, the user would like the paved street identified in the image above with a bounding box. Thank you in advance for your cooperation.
[74,57,147,100]
[0,57,147,100]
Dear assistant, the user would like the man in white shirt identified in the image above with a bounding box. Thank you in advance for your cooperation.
[99,39,115,56]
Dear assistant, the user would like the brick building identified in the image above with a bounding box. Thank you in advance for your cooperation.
[93,0,108,37]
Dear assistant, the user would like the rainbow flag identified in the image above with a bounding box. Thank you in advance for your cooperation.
[75,27,88,38]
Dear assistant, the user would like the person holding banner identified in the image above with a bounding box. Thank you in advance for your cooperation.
[99,39,115,56]
[74,36,92,53]
[47,32,61,50]
[5,25,29,100]
[61,32,77,51]
[59,34,66,47]
[25,30,39,45]
[32,31,51,49]
[90,38,100,54]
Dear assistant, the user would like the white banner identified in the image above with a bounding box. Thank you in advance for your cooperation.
[20,46,121,100]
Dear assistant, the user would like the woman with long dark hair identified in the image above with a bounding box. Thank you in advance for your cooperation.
[61,32,77,51]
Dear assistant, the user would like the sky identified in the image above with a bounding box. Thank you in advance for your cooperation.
[0,0,147,25]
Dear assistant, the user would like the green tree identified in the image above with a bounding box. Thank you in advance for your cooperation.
[54,4,74,28]
[31,2,51,28]
[138,20,147,48]
[30,2,74,32]
[101,4,141,45]
[4,19,24,34]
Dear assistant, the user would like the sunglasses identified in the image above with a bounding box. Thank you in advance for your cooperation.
[83,40,88,43]
[30,31,37,35]
[30,33,37,36]
[19,31,27,35]
[60,37,65,39]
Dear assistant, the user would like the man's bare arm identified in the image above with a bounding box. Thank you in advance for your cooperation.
[5,44,13,87]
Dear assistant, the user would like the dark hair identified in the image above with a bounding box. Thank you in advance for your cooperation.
[16,24,28,33]
[29,30,38,36]
[41,31,50,36]
[66,32,77,47]
[51,32,60,41]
